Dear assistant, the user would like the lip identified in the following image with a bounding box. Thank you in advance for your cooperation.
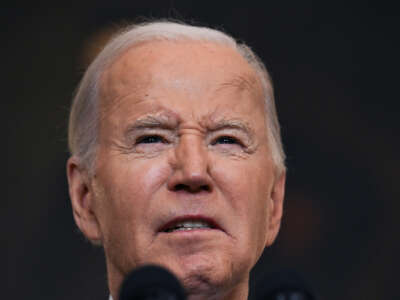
[157,214,224,234]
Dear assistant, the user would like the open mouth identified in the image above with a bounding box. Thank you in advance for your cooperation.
[159,216,220,233]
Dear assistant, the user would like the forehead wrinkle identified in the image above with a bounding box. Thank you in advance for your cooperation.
[216,72,260,96]
[97,92,142,130]
[98,49,154,121]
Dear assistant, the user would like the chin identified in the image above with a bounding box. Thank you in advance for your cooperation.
[164,252,246,299]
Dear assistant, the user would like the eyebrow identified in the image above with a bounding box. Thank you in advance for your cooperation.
[124,114,178,136]
[207,119,255,137]
[123,114,255,140]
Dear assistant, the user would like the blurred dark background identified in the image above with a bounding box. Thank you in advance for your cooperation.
[5,1,399,299]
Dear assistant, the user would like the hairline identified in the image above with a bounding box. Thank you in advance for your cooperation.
[68,22,286,176]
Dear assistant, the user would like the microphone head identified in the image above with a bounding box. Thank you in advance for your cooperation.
[119,265,186,300]
[253,269,316,300]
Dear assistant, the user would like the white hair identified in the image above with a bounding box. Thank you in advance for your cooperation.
[68,21,286,174]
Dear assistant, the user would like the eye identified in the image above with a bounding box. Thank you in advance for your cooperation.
[211,136,241,145]
[136,135,166,144]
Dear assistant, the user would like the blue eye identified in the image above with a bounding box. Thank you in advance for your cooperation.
[137,135,165,144]
[212,136,239,145]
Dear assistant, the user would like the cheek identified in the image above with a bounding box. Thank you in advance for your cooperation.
[102,155,169,198]
[93,155,173,271]
[139,160,171,193]
[213,158,271,214]
[212,158,273,250]
[94,156,171,231]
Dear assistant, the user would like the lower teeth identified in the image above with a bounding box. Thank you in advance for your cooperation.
[168,227,208,232]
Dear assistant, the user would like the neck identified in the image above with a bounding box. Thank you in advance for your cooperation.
[110,284,248,300]
[185,277,249,300]
[107,264,249,300]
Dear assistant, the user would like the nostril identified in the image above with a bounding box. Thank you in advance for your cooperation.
[201,185,210,191]
[174,184,186,191]
[172,183,211,193]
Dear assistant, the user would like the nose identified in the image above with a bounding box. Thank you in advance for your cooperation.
[167,134,212,193]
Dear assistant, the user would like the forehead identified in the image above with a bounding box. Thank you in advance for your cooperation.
[99,40,266,124]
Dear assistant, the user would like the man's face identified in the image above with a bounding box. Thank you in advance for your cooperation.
[74,41,284,297]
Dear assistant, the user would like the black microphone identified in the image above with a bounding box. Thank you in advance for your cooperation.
[119,265,186,300]
[253,269,316,300]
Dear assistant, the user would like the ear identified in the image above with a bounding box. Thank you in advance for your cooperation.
[66,156,102,244]
[265,170,286,247]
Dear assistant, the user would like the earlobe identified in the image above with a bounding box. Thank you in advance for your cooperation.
[67,156,102,244]
[265,170,286,247]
